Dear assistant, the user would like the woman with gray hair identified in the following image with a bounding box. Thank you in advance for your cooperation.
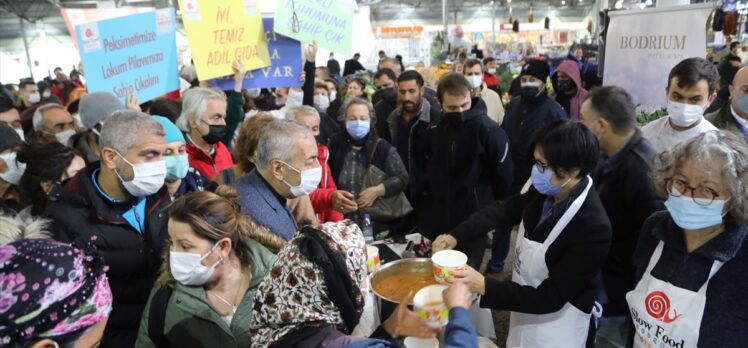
[626,130,748,348]
[327,97,408,234]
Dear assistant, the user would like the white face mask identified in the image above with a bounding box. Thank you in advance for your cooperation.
[15,129,25,142]
[287,88,304,109]
[466,75,483,89]
[314,95,330,112]
[0,151,25,185]
[247,88,261,99]
[28,92,40,104]
[42,91,51,98]
[667,101,704,128]
[330,90,338,102]
[170,242,222,286]
[114,152,166,197]
[55,129,76,146]
[281,161,322,197]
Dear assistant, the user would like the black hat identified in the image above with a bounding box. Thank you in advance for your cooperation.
[521,60,551,82]
[0,123,21,153]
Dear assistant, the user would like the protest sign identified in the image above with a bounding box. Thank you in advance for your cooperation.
[76,9,179,103]
[210,18,302,90]
[177,0,271,81]
[274,0,355,55]
[61,7,154,49]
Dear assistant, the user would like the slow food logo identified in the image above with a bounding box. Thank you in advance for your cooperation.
[645,291,682,323]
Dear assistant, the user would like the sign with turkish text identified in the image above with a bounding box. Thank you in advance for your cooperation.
[603,4,711,107]
[177,0,271,80]
[75,9,179,103]
[61,7,155,49]
[210,18,302,90]
[274,0,355,55]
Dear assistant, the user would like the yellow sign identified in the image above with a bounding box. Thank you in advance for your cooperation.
[177,0,270,81]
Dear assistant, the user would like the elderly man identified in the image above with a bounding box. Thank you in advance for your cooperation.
[32,103,77,145]
[707,66,748,142]
[379,57,402,78]
[46,110,170,348]
[0,123,25,212]
[464,59,504,124]
[177,88,235,180]
[235,119,321,241]
[287,106,349,223]
[69,91,125,163]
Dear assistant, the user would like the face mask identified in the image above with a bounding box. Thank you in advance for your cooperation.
[287,88,304,108]
[42,91,51,98]
[114,152,166,197]
[275,97,286,107]
[555,79,573,93]
[15,129,25,142]
[200,120,227,145]
[0,152,25,186]
[247,88,261,99]
[170,242,222,286]
[521,81,543,100]
[314,95,330,112]
[667,101,704,128]
[346,120,370,139]
[281,162,322,197]
[735,94,748,115]
[330,90,338,102]
[444,111,464,126]
[72,113,83,129]
[28,92,40,104]
[55,129,76,146]
[531,165,568,197]
[164,154,189,182]
[665,187,727,230]
[467,75,483,89]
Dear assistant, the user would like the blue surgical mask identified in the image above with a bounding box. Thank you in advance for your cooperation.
[531,165,568,197]
[346,120,370,139]
[164,154,189,182]
[664,188,727,230]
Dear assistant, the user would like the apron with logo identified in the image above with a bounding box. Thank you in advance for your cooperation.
[506,178,593,348]
[626,242,723,348]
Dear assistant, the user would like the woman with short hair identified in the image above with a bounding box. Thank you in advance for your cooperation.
[626,130,748,347]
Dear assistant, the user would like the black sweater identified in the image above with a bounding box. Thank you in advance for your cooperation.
[630,211,748,348]
[451,177,612,314]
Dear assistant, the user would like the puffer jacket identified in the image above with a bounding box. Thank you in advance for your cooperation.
[135,227,283,348]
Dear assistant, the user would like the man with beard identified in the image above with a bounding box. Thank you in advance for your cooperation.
[373,68,398,140]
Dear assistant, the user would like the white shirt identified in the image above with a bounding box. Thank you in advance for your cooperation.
[641,116,717,154]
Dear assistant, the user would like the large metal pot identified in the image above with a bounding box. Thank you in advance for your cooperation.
[369,257,435,304]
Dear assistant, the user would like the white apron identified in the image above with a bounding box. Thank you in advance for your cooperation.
[625,242,723,348]
[506,178,593,348]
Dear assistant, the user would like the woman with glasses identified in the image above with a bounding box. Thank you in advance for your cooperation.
[626,130,748,348]
[435,120,612,348]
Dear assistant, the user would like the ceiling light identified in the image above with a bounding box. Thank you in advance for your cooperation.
[490,0,495,4]
[579,0,583,2]
[507,0,512,3]
[645,0,652,5]
[561,0,566,4]
[614,0,623,9]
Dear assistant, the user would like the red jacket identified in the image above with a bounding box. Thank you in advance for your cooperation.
[186,140,234,180]
[310,144,344,223]
[483,72,499,88]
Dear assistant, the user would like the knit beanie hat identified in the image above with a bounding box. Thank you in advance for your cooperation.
[0,123,21,153]
[521,60,551,82]
[152,115,185,144]
[79,92,125,129]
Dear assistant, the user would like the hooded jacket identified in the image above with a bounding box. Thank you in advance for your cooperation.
[550,60,588,120]
[44,162,171,348]
[415,97,513,268]
[503,92,567,194]
[135,226,283,348]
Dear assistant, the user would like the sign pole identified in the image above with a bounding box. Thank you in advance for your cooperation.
[19,17,34,80]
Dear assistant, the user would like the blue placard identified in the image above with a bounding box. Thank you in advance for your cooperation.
[210,18,302,90]
[75,9,179,103]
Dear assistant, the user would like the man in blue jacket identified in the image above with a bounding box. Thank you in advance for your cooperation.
[487,60,567,273]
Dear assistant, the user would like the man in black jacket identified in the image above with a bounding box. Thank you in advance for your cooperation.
[46,110,170,348]
[373,68,398,140]
[343,53,366,77]
[327,52,341,79]
[416,73,513,268]
[581,86,663,320]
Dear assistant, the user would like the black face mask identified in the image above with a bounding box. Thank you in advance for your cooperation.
[444,111,463,126]
[201,124,227,145]
[555,80,573,93]
[521,86,541,100]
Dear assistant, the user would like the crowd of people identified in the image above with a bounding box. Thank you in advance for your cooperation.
[0,39,747,348]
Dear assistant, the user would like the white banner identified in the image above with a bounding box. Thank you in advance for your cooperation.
[603,4,711,107]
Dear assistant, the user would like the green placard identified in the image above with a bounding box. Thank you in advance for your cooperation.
[274,0,355,55]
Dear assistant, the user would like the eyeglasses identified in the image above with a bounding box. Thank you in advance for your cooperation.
[665,178,720,206]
